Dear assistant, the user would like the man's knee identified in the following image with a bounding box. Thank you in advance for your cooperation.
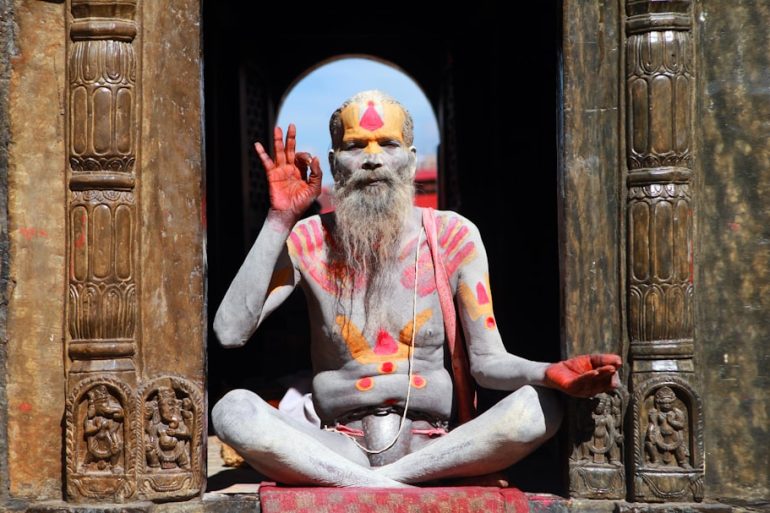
[212,389,266,447]
[499,385,563,444]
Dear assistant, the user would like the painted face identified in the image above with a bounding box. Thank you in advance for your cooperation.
[331,100,416,188]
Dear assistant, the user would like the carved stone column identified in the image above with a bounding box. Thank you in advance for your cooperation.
[65,0,139,501]
[625,0,704,502]
[64,0,204,503]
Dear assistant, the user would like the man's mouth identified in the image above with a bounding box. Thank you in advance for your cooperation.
[353,176,392,189]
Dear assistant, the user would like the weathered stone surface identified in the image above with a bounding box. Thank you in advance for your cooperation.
[6,0,66,499]
[560,0,623,358]
[138,0,205,383]
[0,0,15,503]
[695,0,770,501]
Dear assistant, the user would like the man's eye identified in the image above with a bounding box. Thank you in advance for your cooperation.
[343,141,367,150]
[380,140,400,148]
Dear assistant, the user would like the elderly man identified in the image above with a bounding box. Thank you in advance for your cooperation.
[212,90,621,487]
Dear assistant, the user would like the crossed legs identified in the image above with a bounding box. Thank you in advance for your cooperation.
[212,385,562,487]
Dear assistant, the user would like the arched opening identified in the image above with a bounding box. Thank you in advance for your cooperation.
[275,56,441,211]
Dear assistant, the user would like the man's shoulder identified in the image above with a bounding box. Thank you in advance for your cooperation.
[423,208,481,237]
[287,214,331,256]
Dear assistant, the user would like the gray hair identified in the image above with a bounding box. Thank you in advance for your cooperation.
[329,90,414,149]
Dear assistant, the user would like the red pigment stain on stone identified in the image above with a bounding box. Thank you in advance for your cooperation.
[411,375,426,388]
[356,377,374,391]
[476,282,490,304]
[380,361,395,374]
[374,330,398,355]
[359,101,384,131]
[19,402,32,413]
[486,316,496,329]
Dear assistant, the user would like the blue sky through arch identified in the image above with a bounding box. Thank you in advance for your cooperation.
[276,57,440,187]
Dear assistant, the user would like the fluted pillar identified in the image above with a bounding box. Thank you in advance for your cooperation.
[64,0,204,502]
[625,0,704,502]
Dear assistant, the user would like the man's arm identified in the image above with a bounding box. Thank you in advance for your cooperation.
[213,124,322,347]
[452,213,620,398]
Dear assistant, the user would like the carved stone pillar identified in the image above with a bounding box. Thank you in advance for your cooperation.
[625,0,704,502]
[65,0,139,501]
[64,0,204,503]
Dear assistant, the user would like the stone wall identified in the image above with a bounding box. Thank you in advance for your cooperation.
[696,0,770,502]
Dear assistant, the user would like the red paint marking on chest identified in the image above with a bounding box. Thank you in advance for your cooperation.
[379,361,396,374]
[359,101,384,131]
[400,249,436,297]
[374,330,398,355]
[438,217,459,247]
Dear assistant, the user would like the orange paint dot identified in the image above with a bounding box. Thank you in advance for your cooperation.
[486,316,496,329]
[379,361,396,374]
[356,377,374,391]
[411,375,426,389]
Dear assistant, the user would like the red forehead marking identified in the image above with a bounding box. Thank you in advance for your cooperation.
[359,101,384,131]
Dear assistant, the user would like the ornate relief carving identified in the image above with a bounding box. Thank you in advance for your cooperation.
[137,376,204,500]
[644,386,690,468]
[628,182,693,347]
[66,377,136,501]
[68,189,136,371]
[569,388,629,499]
[625,0,703,503]
[626,7,693,170]
[65,1,143,503]
[631,375,704,502]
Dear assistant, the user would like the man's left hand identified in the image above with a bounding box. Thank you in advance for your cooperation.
[544,354,622,398]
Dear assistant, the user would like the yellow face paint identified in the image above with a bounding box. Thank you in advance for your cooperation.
[340,101,406,154]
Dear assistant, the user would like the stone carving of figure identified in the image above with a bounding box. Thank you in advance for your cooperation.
[645,386,691,468]
[578,393,622,465]
[144,387,193,470]
[83,385,124,472]
[211,90,623,487]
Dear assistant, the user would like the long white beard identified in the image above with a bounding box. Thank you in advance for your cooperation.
[332,168,415,279]
[331,166,414,335]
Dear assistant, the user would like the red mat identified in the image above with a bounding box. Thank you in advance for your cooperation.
[259,485,530,513]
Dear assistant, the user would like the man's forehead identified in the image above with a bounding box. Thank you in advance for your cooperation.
[340,100,406,142]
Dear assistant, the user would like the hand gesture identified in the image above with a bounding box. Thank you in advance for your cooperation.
[544,354,622,398]
[255,124,322,217]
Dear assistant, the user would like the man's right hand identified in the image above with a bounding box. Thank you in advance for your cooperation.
[255,124,323,217]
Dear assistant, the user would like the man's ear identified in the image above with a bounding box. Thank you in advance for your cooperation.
[408,146,418,178]
[328,149,338,182]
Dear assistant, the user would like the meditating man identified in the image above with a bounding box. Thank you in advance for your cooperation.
[212,90,621,487]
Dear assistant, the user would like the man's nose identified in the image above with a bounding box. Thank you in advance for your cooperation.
[362,158,382,171]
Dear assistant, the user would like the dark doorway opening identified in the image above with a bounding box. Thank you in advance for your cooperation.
[203,2,561,493]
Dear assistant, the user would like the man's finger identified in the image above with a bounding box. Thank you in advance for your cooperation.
[286,124,297,167]
[295,152,312,181]
[590,354,622,370]
[308,157,323,195]
[274,126,286,166]
[254,142,274,171]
